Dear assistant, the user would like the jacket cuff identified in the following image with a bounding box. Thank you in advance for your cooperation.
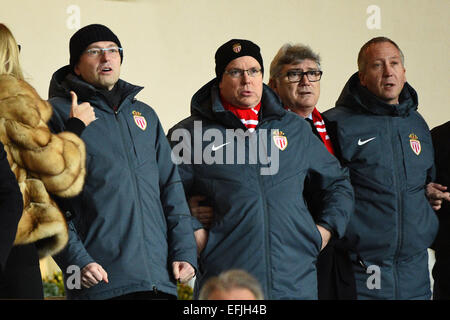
[65,117,86,137]
[317,221,337,238]
[191,215,204,231]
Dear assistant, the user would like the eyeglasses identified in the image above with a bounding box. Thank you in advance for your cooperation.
[283,70,323,83]
[224,68,262,78]
[84,47,123,57]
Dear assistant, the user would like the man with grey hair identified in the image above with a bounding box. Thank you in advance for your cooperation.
[268,43,356,300]
[269,43,334,155]
[324,36,439,299]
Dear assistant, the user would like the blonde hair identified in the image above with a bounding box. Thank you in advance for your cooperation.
[0,23,24,80]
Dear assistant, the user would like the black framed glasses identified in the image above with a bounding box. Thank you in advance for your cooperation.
[224,68,262,78]
[284,70,323,83]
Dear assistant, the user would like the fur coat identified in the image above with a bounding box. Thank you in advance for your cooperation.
[0,74,86,258]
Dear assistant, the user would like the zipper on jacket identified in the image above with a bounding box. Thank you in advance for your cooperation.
[114,109,154,286]
[256,127,273,299]
[389,118,403,299]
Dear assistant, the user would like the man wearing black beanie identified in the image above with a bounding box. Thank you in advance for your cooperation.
[214,39,264,81]
[69,24,123,71]
[47,24,198,300]
[168,39,354,299]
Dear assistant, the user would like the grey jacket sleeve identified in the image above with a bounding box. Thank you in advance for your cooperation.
[48,98,95,271]
[52,220,95,271]
[154,113,198,271]
[167,125,204,231]
[304,124,355,238]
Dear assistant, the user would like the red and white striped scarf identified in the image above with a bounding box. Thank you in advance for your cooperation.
[284,106,335,155]
[221,98,261,133]
[311,107,335,155]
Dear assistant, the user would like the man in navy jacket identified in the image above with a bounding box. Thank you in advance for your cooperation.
[48,24,197,300]
[324,37,439,299]
[168,39,354,299]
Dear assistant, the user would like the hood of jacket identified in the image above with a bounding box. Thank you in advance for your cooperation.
[189,78,287,128]
[49,65,143,112]
[335,72,419,117]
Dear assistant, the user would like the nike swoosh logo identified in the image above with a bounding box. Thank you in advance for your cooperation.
[212,142,230,151]
[358,137,376,146]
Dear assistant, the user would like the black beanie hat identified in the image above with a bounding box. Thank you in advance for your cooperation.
[69,24,123,69]
[215,39,264,81]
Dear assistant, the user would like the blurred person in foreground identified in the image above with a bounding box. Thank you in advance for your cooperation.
[0,23,87,299]
[199,269,264,300]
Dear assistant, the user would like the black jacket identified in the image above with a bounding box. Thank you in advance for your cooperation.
[0,142,23,272]
[430,121,450,250]
[0,142,41,299]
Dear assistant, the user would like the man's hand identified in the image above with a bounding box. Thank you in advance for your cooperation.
[426,182,450,211]
[70,91,97,126]
[189,195,214,228]
[81,262,108,288]
[194,228,209,255]
[172,261,195,283]
[316,225,331,251]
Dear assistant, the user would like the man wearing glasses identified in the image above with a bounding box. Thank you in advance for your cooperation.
[269,44,332,153]
[168,39,354,299]
[48,24,197,300]
[268,43,356,300]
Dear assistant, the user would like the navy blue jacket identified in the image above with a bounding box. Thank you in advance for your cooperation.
[324,72,439,299]
[48,66,197,299]
[168,79,354,299]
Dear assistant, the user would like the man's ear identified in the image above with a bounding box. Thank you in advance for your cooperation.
[74,64,81,76]
[358,71,366,87]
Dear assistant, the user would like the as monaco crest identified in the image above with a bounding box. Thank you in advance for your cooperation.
[232,43,242,53]
[273,130,288,151]
[409,133,421,155]
[133,110,147,131]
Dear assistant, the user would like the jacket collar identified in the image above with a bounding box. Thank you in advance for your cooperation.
[336,72,418,117]
[191,78,286,128]
[49,65,143,113]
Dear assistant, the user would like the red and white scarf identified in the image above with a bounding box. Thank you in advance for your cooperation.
[284,106,335,155]
[221,98,261,133]
[311,107,335,155]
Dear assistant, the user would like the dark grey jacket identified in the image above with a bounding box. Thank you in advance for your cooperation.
[48,66,197,300]
[168,79,354,299]
[0,142,23,272]
[324,72,439,300]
